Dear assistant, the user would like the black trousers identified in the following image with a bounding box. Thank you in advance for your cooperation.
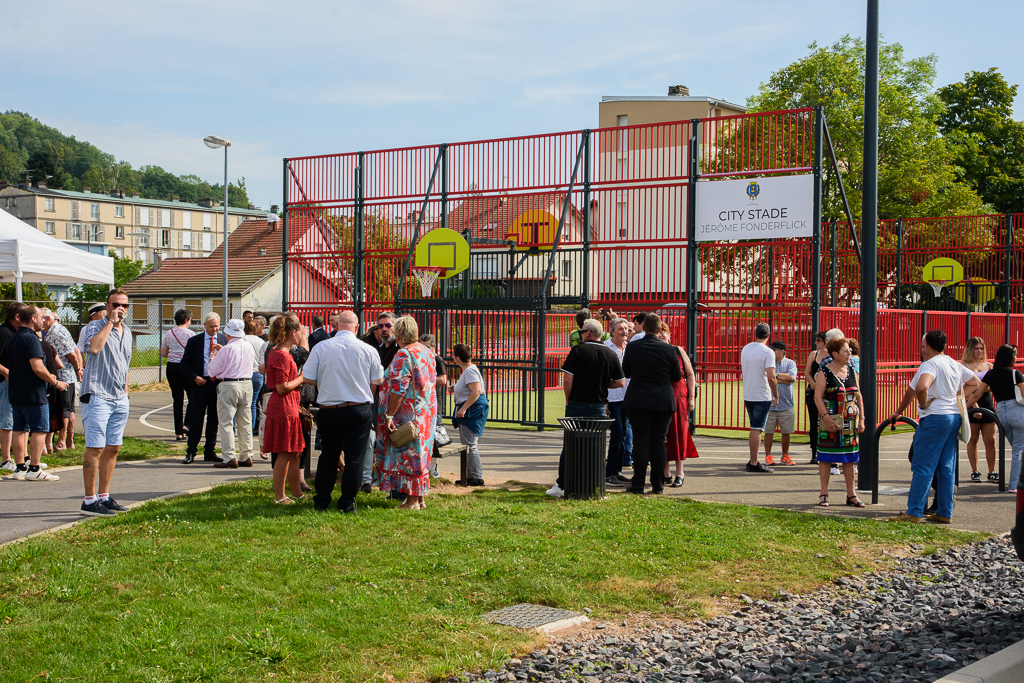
[185,379,218,457]
[313,403,373,509]
[805,393,819,455]
[627,409,674,493]
[165,362,190,436]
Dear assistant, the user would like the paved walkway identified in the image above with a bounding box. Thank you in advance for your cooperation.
[1,391,1016,544]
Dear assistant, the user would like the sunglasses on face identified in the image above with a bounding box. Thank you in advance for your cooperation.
[378,322,392,329]
[111,303,129,310]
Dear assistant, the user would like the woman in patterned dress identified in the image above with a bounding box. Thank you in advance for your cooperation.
[373,316,437,510]
[812,337,866,508]
[262,315,306,504]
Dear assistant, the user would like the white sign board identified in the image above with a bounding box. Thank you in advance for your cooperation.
[694,174,813,242]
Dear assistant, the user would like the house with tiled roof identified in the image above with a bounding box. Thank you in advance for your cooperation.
[0,181,269,263]
[120,215,351,328]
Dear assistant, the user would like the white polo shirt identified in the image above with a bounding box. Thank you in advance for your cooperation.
[302,330,384,404]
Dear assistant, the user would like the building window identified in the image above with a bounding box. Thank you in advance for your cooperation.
[181,231,192,249]
[140,207,151,226]
[160,209,170,228]
[71,200,79,220]
[115,205,124,218]
[45,198,54,212]
[617,114,629,154]
[203,213,211,230]
[90,203,99,221]
[69,223,82,240]
[45,221,55,234]
[115,247,124,258]
[561,259,573,280]
[116,225,124,239]
[201,233,212,251]
[139,250,149,265]
[182,211,191,230]
[161,230,171,247]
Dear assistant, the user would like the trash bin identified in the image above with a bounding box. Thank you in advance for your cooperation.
[558,417,614,500]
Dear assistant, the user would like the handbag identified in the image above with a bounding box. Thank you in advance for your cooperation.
[298,405,314,433]
[434,424,452,447]
[390,419,417,447]
[956,391,971,444]
[1014,385,1024,406]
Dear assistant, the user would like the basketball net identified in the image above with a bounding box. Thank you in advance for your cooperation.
[412,267,443,297]
[929,280,947,297]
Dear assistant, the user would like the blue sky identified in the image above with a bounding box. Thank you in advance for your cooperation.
[2,0,1021,210]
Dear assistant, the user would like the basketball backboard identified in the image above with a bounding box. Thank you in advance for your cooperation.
[507,209,559,251]
[414,228,470,280]
[954,277,997,306]
[922,257,964,296]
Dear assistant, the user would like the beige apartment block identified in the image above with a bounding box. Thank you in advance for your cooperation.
[0,182,272,265]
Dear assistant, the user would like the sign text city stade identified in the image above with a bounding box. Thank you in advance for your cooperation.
[695,174,813,242]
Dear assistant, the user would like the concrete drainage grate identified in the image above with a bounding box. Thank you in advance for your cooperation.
[481,603,589,633]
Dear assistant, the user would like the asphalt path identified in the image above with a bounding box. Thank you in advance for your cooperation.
[0,391,1017,544]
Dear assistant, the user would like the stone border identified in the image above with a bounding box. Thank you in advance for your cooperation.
[935,639,1024,683]
[0,484,215,549]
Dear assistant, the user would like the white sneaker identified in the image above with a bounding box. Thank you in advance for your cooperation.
[12,467,26,480]
[830,466,840,476]
[546,484,564,497]
[23,469,59,481]
[0,460,15,472]
[38,461,48,470]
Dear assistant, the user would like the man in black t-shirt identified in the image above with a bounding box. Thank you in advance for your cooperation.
[0,302,23,473]
[547,318,625,497]
[8,306,68,481]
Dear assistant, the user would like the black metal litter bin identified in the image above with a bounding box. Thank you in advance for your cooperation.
[558,417,614,500]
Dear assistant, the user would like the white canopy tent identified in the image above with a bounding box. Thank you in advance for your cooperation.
[0,209,114,301]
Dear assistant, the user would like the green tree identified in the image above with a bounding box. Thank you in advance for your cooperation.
[82,158,137,196]
[746,35,986,221]
[68,249,149,304]
[937,68,1024,214]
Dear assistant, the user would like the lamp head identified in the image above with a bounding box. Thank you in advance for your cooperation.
[203,135,231,149]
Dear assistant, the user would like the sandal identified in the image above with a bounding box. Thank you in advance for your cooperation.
[275,497,294,505]
[846,495,867,508]
[817,494,829,507]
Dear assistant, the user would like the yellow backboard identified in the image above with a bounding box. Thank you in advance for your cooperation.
[507,210,559,251]
[413,228,470,280]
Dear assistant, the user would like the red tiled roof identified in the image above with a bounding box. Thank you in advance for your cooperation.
[446,191,583,242]
[209,217,293,259]
[120,256,281,297]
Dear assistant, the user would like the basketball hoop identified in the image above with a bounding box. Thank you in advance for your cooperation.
[412,266,444,297]
[929,280,947,297]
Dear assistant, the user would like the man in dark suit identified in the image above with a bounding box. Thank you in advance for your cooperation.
[181,313,227,464]
[308,315,330,349]
[622,313,683,494]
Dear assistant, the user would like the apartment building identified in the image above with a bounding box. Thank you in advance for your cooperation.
[0,182,271,265]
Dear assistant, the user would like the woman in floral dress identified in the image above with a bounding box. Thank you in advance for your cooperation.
[373,316,437,509]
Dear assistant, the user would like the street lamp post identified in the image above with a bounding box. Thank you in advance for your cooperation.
[204,135,232,318]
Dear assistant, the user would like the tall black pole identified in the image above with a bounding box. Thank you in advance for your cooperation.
[859,0,880,501]
[811,107,823,342]
[686,119,700,361]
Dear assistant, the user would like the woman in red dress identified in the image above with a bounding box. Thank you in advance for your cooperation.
[262,315,306,504]
[657,322,698,486]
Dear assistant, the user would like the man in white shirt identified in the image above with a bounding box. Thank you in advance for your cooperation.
[207,319,256,469]
[303,310,384,513]
[739,323,778,473]
[889,330,980,524]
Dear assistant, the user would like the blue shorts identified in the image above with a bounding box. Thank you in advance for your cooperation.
[745,400,772,432]
[82,396,130,449]
[12,404,48,433]
[0,381,12,431]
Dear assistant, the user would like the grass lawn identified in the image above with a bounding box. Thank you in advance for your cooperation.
[131,348,162,368]
[38,437,182,469]
[0,481,983,682]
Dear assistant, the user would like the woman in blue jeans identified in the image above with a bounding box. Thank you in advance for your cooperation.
[967,344,1024,492]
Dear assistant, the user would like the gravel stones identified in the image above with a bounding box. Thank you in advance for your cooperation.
[445,536,1023,683]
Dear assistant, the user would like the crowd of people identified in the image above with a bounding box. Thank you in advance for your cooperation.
[2,294,1017,525]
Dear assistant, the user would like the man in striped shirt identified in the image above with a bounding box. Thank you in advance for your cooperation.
[78,288,133,517]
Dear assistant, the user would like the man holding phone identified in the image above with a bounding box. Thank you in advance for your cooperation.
[78,289,133,516]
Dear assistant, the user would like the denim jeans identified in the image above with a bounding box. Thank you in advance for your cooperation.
[996,400,1024,490]
[606,401,632,477]
[250,370,265,431]
[556,401,608,489]
[906,413,960,519]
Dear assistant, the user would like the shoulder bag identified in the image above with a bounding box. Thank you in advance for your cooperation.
[956,389,971,443]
